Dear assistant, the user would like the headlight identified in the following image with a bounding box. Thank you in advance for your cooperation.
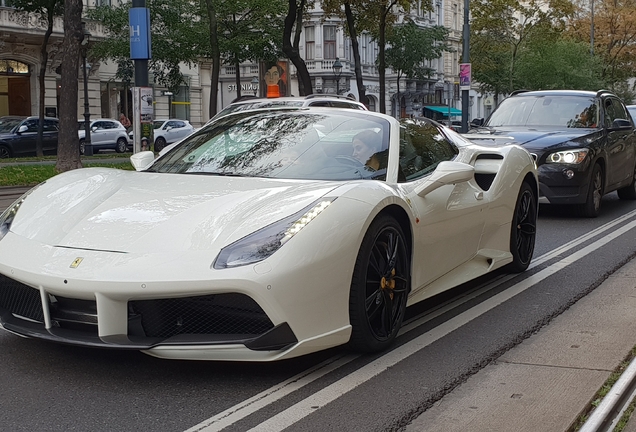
[213,198,335,269]
[0,184,41,241]
[546,149,588,164]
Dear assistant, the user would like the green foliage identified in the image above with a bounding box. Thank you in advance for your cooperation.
[385,20,450,80]
[87,0,208,92]
[10,0,63,17]
[515,38,606,91]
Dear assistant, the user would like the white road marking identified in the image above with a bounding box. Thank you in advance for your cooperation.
[247,220,636,432]
[184,211,636,432]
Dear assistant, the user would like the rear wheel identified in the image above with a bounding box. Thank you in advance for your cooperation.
[348,215,409,353]
[575,163,603,218]
[155,137,167,152]
[115,137,128,153]
[79,139,85,155]
[508,181,537,273]
[617,163,636,200]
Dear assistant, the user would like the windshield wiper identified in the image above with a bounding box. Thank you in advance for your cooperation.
[186,171,246,177]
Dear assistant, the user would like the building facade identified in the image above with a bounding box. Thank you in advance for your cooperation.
[1,0,488,129]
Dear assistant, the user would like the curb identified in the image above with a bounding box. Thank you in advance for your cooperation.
[580,355,636,432]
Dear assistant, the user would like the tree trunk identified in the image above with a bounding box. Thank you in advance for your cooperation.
[36,12,54,157]
[205,0,221,117]
[234,55,242,101]
[56,0,83,173]
[344,3,366,106]
[282,0,312,96]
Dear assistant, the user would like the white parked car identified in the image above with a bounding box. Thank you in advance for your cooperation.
[129,119,194,152]
[0,107,537,361]
[78,118,131,154]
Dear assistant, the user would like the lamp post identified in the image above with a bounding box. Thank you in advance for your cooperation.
[332,57,342,95]
[81,22,92,156]
[251,76,259,96]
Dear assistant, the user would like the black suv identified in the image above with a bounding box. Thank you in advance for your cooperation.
[0,116,59,158]
[468,90,636,217]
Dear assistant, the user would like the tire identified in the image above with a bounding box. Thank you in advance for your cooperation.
[79,140,85,156]
[575,163,603,218]
[617,163,636,200]
[508,181,537,273]
[0,145,11,158]
[155,137,167,152]
[348,215,409,353]
[115,137,128,153]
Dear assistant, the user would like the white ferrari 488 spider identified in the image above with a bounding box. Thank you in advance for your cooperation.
[0,108,538,361]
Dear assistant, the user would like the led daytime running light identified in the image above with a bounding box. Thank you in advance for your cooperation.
[547,149,588,165]
[281,200,332,245]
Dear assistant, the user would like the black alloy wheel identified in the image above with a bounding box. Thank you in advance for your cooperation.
[349,215,410,353]
[79,140,84,155]
[576,163,603,218]
[508,181,537,273]
[115,138,128,153]
[617,163,636,200]
[0,146,11,158]
[155,137,167,152]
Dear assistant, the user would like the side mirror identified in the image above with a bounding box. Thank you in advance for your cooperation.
[130,151,155,171]
[91,126,98,132]
[470,118,484,127]
[17,125,28,134]
[414,161,475,197]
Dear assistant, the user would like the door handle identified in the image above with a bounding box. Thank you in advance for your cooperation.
[475,191,483,200]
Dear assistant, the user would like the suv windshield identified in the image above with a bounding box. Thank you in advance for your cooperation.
[148,110,390,181]
[487,95,599,128]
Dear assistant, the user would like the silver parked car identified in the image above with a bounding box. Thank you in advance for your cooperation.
[78,118,131,154]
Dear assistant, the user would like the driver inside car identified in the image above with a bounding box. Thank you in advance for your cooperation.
[352,130,387,171]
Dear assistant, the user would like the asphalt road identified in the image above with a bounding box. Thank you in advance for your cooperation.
[1,193,635,431]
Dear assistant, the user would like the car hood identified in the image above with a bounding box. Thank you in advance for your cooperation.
[11,168,341,253]
[470,127,598,152]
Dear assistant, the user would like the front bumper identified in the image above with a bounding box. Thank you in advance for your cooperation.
[0,228,356,361]
[536,161,591,205]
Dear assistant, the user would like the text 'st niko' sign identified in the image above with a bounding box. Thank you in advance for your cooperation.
[129,8,151,60]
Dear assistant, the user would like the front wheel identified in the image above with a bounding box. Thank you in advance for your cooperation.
[79,139,85,155]
[115,137,128,153]
[575,163,603,218]
[0,145,11,158]
[508,181,537,273]
[154,137,167,152]
[348,215,410,353]
[617,163,636,200]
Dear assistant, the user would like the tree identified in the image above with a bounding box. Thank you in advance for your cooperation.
[11,0,63,157]
[88,0,208,93]
[566,0,636,99]
[470,0,575,102]
[385,20,450,101]
[515,38,605,91]
[216,0,285,100]
[56,0,83,172]
[282,0,313,96]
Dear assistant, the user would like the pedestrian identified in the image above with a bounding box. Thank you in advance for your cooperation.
[119,113,131,129]
[141,137,149,152]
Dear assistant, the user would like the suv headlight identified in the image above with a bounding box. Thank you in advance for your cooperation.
[213,198,335,269]
[546,149,588,164]
[0,184,41,241]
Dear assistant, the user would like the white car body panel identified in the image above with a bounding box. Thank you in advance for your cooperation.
[0,109,537,361]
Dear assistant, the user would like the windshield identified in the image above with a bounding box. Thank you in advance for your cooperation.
[153,121,165,129]
[486,95,599,128]
[0,118,23,133]
[147,110,391,181]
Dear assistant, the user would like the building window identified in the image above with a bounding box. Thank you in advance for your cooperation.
[173,85,190,120]
[324,26,336,59]
[305,26,315,60]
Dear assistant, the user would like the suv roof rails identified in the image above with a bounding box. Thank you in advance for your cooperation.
[305,94,356,101]
[509,89,529,96]
[596,89,614,97]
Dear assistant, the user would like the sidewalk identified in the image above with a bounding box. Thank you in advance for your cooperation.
[406,258,636,432]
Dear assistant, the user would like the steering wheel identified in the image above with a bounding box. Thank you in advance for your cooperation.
[335,155,364,167]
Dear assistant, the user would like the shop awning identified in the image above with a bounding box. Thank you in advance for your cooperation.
[424,105,462,116]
